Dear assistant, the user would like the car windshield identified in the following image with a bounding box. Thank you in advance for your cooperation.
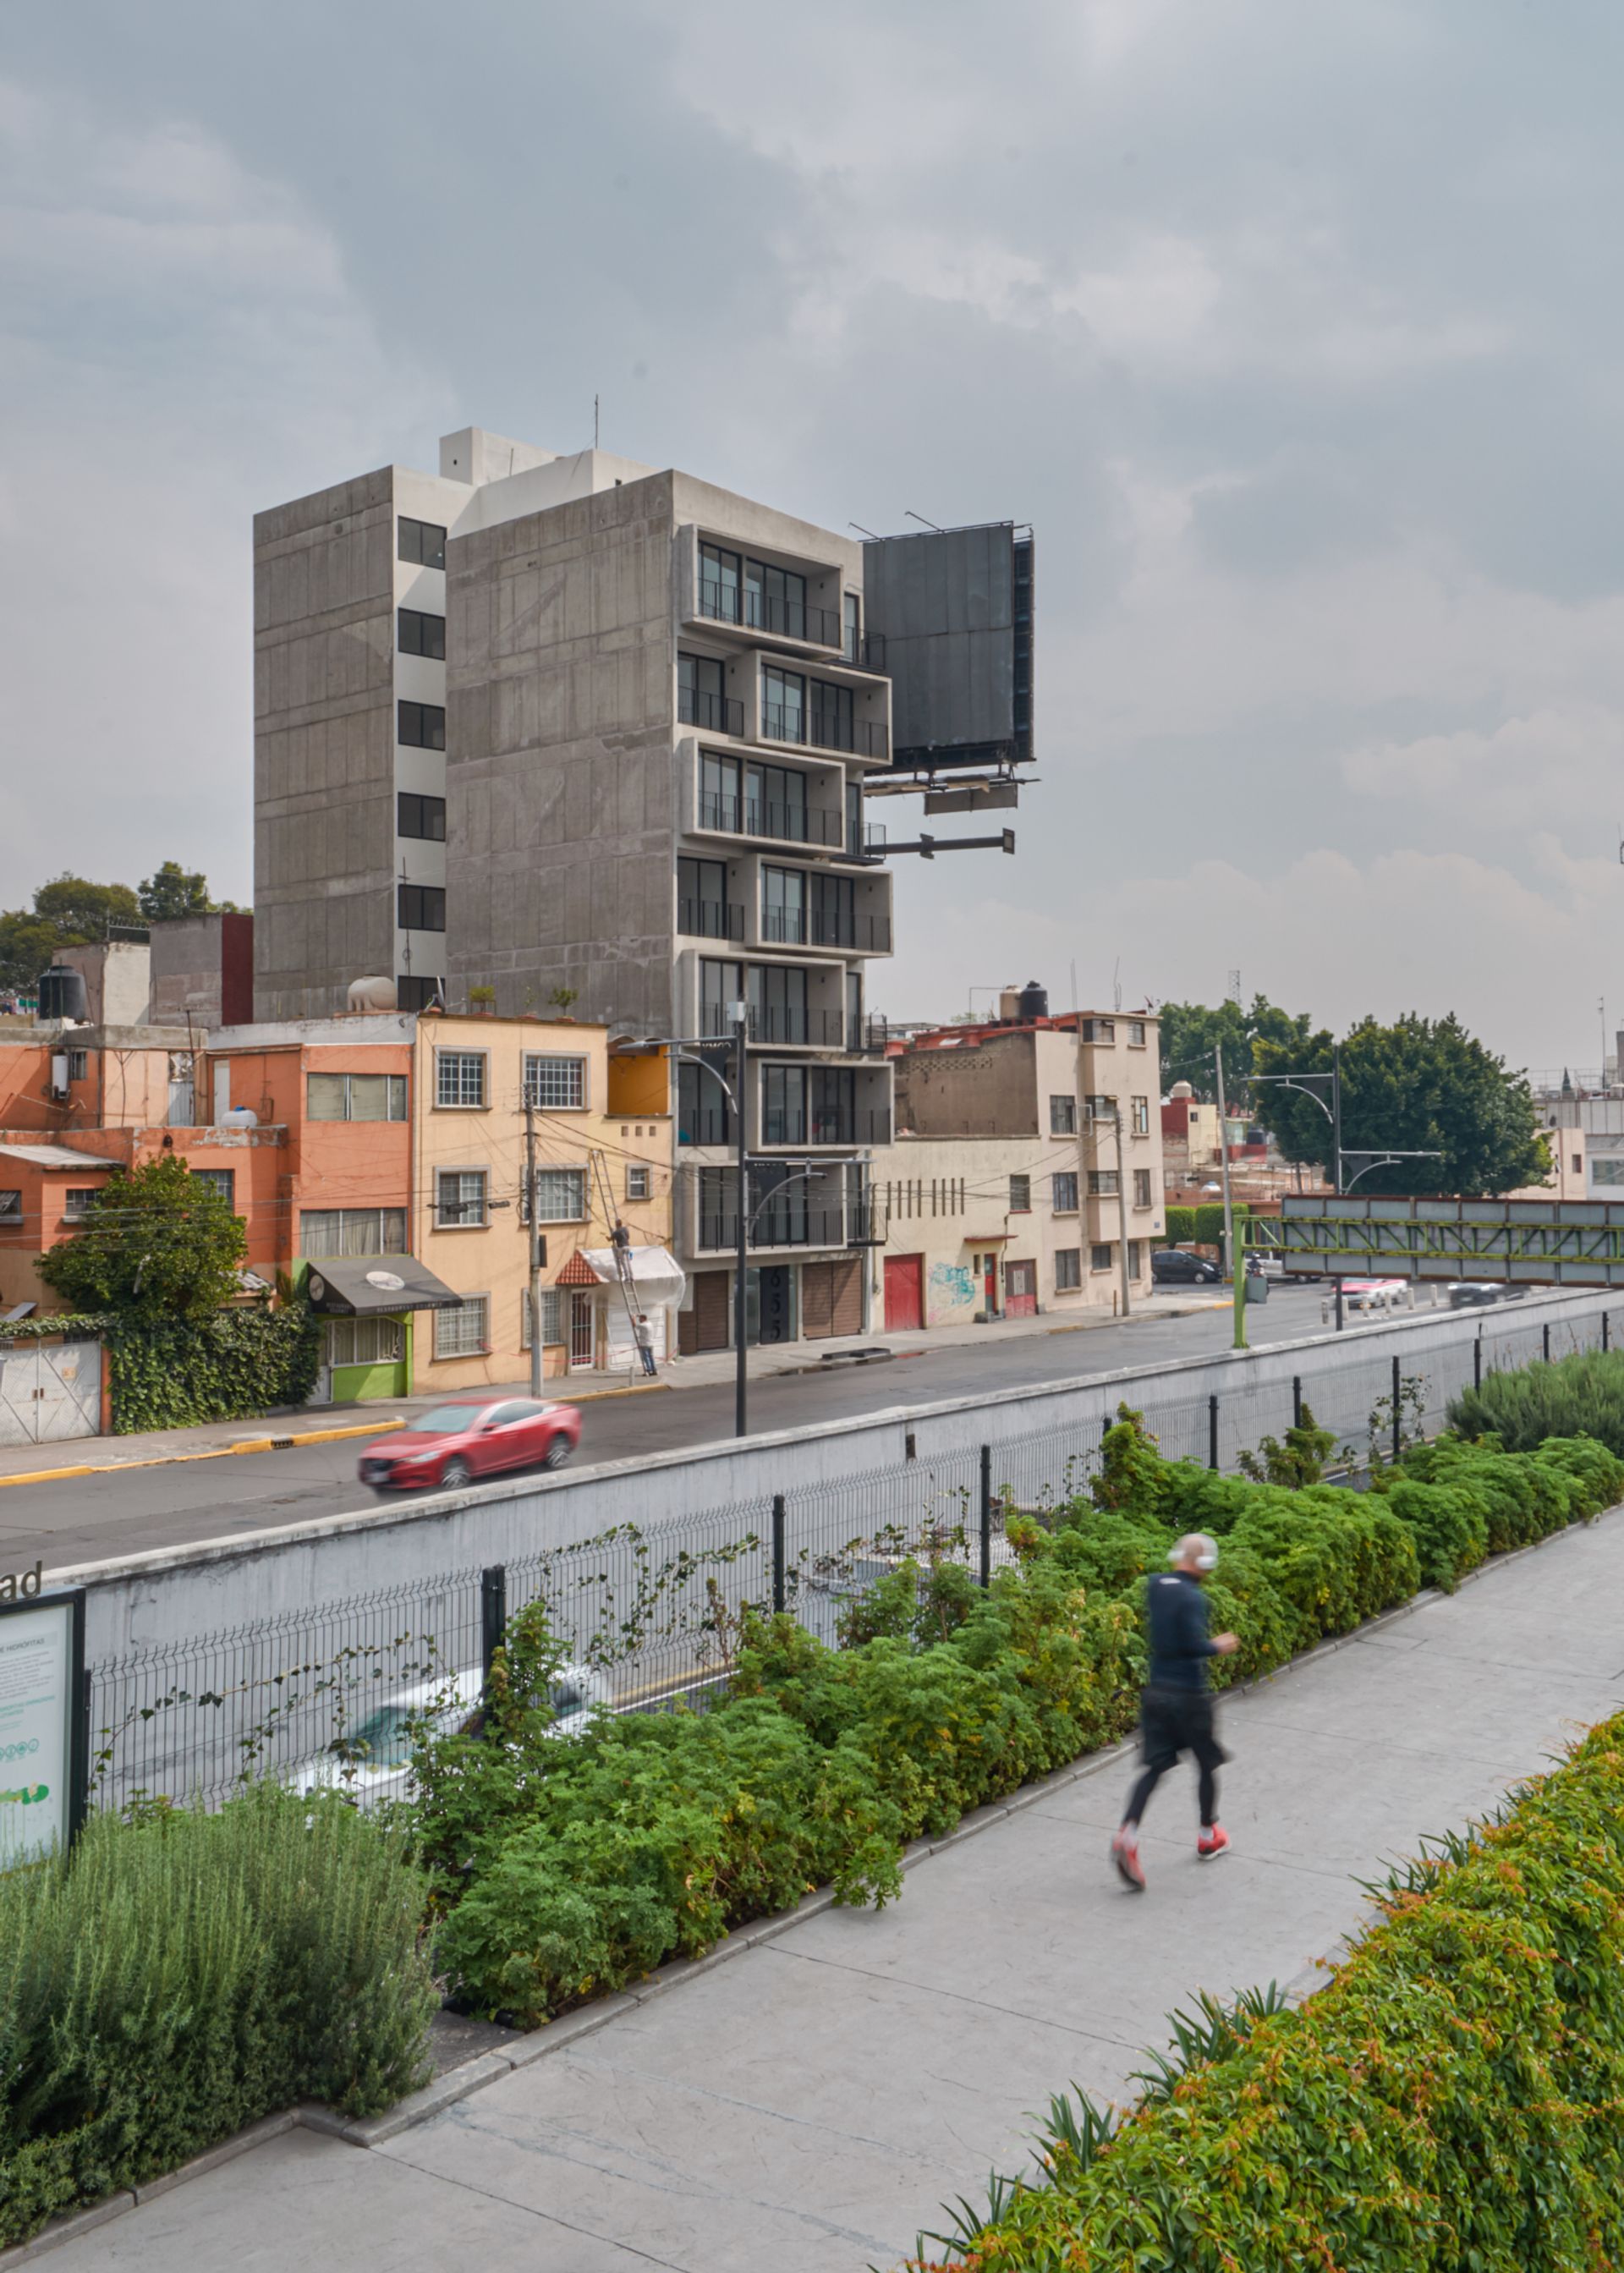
[401,1404,486,1435]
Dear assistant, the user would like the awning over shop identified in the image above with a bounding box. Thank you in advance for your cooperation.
[304,1257,464,1315]
[577,1245,687,1310]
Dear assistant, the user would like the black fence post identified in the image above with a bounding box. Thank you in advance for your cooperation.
[480,1565,507,1691]
[1391,1356,1402,1464]
[1605,1311,1612,1353]
[1542,1320,1551,1364]
[1208,1394,1220,1472]
[1292,1375,1303,1431]
[1473,1331,1482,1391]
[979,1445,992,1589]
[771,1493,787,1614]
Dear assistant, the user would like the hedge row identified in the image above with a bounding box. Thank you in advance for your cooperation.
[106,1304,321,1433]
[0,1786,434,2247]
[414,1413,1624,2024]
[914,1710,1624,2271]
[1449,1344,1624,1458]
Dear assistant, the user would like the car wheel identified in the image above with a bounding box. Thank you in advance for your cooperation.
[541,1436,572,1470]
[441,1456,472,1489]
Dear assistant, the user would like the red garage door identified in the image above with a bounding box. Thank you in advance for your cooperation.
[1005,1259,1038,1318]
[884,1252,924,1331]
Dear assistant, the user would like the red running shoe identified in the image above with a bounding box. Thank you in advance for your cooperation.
[1197,1825,1231,1861]
[1111,1830,1146,1891]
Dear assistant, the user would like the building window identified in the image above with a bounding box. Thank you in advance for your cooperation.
[1127,1240,1144,1277]
[307,1073,408,1122]
[397,975,442,1012]
[843,591,860,663]
[1051,1172,1078,1212]
[1049,1095,1076,1135]
[1133,1169,1153,1209]
[1085,1095,1115,1123]
[398,607,447,659]
[1055,1248,1081,1290]
[62,1189,99,1219]
[699,541,743,623]
[760,663,806,744]
[1009,1174,1031,1212]
[627,1166,651,1200]
[398,700,447,750]
[1594,1159,1624,1187]
[1090,1244,1114,1272]
[398,791,447,841]
[678,652,735,734]
[436,1169,488,1228]
[301,1207,409,1258]
[522,1054,586,1110]
[1081,1018,1115,1044]
[188,1168,236,1210]
[1131,1095,1150,1136]
[745,557,807,640]
[1573,1153,1583,1175]
[520,1287,565,1348]
[530,1168,587,1222]
[398,517,447,569]
[398,883,446,932]
[1128,1020,1147,1047]
[325,1315,404,1368]
[436,1051,487,1109]
[67,1050,88,1083]
[434,1296,489,1359]
[0,1189,19,1221]
[1088,1170,1120,1196]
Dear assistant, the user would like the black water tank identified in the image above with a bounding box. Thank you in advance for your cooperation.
[1018,980,1049,1022]
[36,966,88,1022]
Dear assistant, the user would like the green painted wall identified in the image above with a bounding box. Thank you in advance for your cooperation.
[329,1358,408,1403]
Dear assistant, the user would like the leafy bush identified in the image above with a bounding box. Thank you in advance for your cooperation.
[1448,1347,1624,1456]
[909,1711,1624,2272]
[1237,1397,1335,1485]
[107,1303,321,1432]
[0,1785,434,2245]
[1160,1205,1195,1246]
[1380,1433,1624,1589]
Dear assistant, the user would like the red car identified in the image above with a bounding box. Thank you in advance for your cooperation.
[359,1395,582,1494]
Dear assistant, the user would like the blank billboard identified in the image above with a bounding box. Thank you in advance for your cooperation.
[863,523,1033,771]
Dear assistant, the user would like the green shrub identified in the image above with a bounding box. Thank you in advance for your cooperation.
[910,1712,1624,2272]
[1160,1205,1196,1246]
[108,1303,321,1432]
[0,1785,433,2245]
[1447,1346,1624,1456]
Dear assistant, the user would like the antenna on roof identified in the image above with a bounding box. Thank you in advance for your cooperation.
[849,522,878,540]
[594,394,600,451]
[904,510,943,531]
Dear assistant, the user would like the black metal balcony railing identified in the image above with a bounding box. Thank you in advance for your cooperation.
[760,704,888,760]
[809,909,892,953]
[697,1205,848,1252]
[850,1013,890,1054]
[695,792,844,848]
[699,577,743,627]
[697,581,842,651]
[678,687,744,737]
[678,897,744,942]
[678,1104,732,1147]
[695,1002,848,1047]
[761,905,807,947]
[844,629,887,672]
[757,1107,892,1149]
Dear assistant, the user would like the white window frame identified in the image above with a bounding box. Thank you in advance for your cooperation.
[523,1053,588,1111]
[436,1168,489,1229]
[307,1072,408,1123]
[434,1296,490,1360]
[324,1315,404,1368]
[300,1207,409,1258]
[436,1051,488,1110]
[1131,1095,1150,1136]
[519,1288,566,1348]
[61,1188,99,1220]
[1127,1020,1147,1048]
[626,1166,651,1201]
[530,1167,588,1224]
[188,1168,236,1210]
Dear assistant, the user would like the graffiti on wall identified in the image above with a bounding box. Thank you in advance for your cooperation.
[928,1260,975,1324]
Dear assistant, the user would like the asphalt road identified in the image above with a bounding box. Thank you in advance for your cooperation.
[12,1287,1330,1575]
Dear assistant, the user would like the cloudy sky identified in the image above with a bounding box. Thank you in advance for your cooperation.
[5,0,1622,1073]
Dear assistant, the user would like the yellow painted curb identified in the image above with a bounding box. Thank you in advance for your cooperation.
[0,1419,401,1491]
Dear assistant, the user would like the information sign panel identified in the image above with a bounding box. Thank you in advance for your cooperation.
[0,1589,85,1868]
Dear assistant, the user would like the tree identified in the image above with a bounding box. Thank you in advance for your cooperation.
[1250,1013,1547,1197]
[0,872,142,991]
[1157,994,1314,1100]
[138,862,239,923]
[36,1156,249,1320]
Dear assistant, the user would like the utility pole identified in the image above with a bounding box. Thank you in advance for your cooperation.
[1215,1042,1243,1350]
[1072,1009,1089,1307]
[524,1101,543,1397]
[1330,1042,1343,1198]
[731,998,749,1437]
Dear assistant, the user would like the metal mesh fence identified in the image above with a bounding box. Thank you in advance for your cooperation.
[85,1299,1624,1815]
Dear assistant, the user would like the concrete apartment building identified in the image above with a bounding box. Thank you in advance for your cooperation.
[885,998,1166,1324]
[255,425,904,1352]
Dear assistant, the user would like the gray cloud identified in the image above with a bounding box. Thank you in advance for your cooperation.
[4,0,1623,1065]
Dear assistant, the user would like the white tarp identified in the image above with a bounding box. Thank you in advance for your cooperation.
[578,1246,686,1309]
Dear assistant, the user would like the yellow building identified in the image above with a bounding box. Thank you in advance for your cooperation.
[411,1014,673,1388]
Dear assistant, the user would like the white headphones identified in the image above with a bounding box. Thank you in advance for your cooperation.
[1169,1536,1219,1573]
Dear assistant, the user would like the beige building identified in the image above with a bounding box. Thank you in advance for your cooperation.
[881,1006,1166,1327]
[411,1013,673,1388]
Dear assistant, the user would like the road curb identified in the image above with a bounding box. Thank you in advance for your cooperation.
[0,1419,402,1492]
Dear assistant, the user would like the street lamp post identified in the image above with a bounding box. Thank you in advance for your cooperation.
[730,998,749,1439]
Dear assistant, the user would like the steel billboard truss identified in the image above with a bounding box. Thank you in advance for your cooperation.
[1256,1195,1624,1285]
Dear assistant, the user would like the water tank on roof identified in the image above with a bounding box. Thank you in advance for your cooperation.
[221,1106,259,1129]
[1018,980,1049,1022]
[36,966,88,1023]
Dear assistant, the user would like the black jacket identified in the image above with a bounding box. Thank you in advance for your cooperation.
[1145,1569,1218,1691]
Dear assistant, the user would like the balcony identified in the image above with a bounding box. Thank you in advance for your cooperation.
[851,1013,889,1055]
[760,1105,892,1148]
[697,1203,848,1252]
[697,1002,849,1047]
[760,704,889,760]
[678,685,744,738]
[678,897,744,942]
[698,580,842,651]
[760,906,892,954]
[844,629,887,672]
[697,791,846,849]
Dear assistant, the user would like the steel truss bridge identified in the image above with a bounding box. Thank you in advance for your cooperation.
[1253,1196,1624,1288]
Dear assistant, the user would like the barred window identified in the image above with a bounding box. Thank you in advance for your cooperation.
[436,1169,488,1227]
[1088,1171,1119,1196]
[1090,1244,1114,1272]
[436,1051,486,1108]
[1133,1169,1153,1208]
[519,1288,566,1348]
[62,1189,98,1219]
[188,1168,236,1209]
[1008,1174,1031,1212]
[324,1315,404,1368]
[1051,1172,1078,1212]
[1128,1020,1147,1047]
[1127,1240,1144,1277]
[1131,1095,1150,1136]
[1049,1095,1076,1135]
[300,1208,408,1258]
[0,1190,20,1221]
[530,1169,586,1223]
[434,1297,488,1359]
[523,1054,586,1110]
[1055,1249,1081,1290]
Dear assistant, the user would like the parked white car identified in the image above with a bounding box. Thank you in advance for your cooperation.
[285,1661,607,1807]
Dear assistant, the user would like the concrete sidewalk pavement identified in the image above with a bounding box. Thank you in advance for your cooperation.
[42,1501,1624,2273]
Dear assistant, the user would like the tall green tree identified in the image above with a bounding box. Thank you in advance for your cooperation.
[1157,994,1314,1100]
[1250,1013,1547,1196]
[138,862,239,923]
[37,1156,248,1320]
[0,873,141,991]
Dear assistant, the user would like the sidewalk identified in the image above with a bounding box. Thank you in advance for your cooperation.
[41,1502,1624,2273]
[0,1296,1219,1487]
